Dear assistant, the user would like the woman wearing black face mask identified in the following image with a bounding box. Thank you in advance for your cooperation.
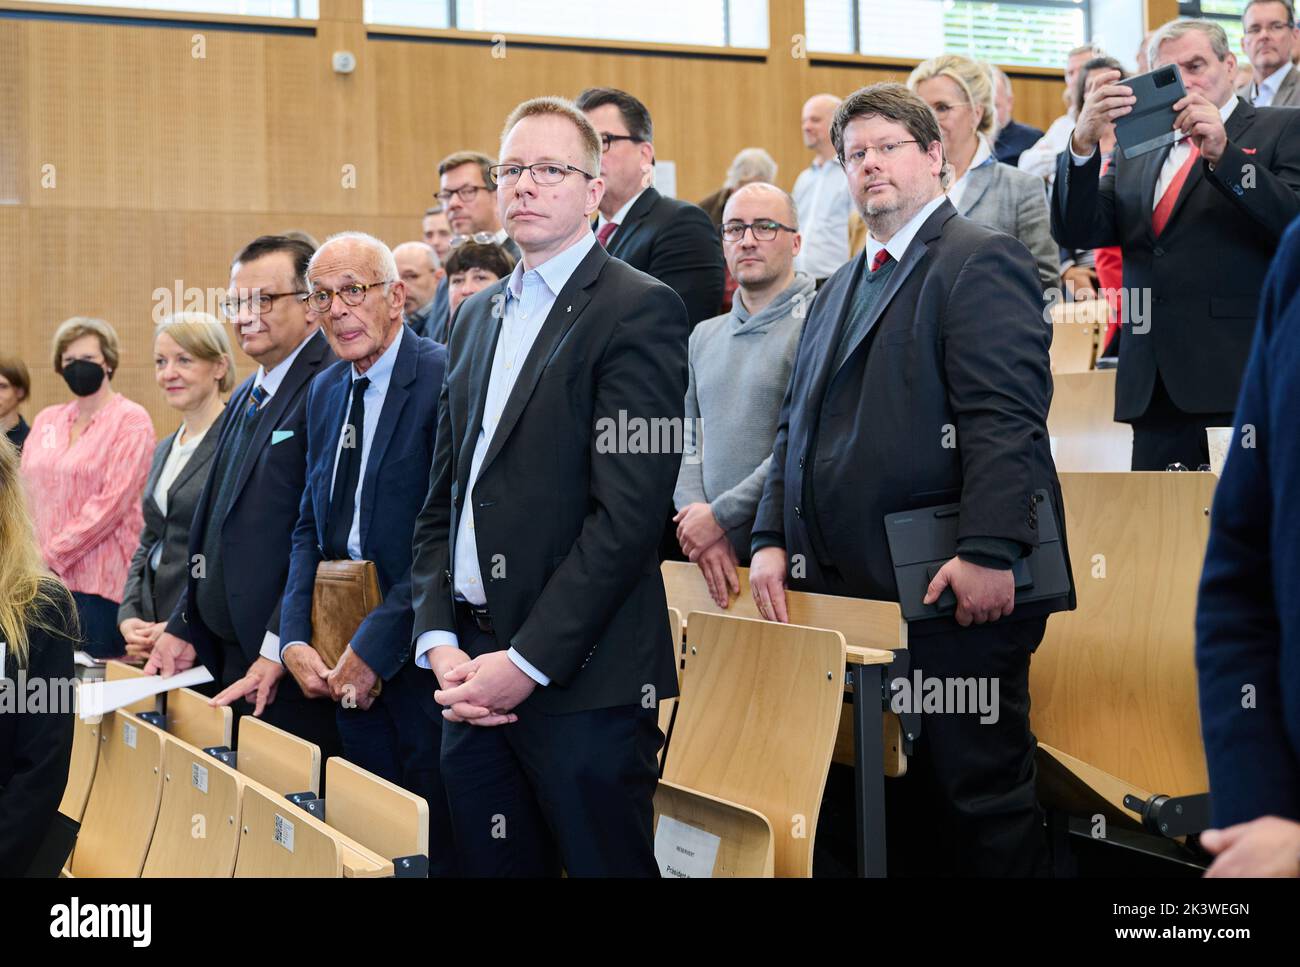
[20,317,155,658]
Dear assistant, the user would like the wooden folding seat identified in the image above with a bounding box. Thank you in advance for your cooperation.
[1048,370,1133,472]
[324,757,429,875]
[70,710,165,877]
[164,685,232,750]
[656,612,846,876]
[233,783,390,878]
[58,714,101,823]
[1032,472,1216,828]
[142,736,242,877]
[232,714,321,797]
[1048,299,1105,374]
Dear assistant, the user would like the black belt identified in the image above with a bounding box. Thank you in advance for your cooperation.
[454,598,495,635]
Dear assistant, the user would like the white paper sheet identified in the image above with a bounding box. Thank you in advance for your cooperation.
[654,815,721,878]
[77,666,214,720]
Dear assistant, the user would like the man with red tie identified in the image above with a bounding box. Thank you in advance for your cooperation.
[1052,17,1300,470]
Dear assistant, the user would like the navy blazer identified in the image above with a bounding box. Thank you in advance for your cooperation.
[994,119,1044,168]
[165,329,335,674]
[1196,216,1300,826]
[280,327,447,682]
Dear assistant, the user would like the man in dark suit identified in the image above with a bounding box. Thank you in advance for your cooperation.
[146,236,339,756]
[1195,216,1300,878]
[1052,18,1300,470]
[992,66,1045,167]
[394,241,444,341]
[577,87,725,327]
[749,83,1072,877]
[410,95,687,877]
[237,232,453,872]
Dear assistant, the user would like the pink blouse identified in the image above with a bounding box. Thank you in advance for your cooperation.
[20,393,156,602]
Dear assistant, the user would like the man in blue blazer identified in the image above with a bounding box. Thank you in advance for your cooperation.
[1195,215,1300,878]
[237,231,453,871]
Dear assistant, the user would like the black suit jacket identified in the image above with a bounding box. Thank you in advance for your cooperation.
[1052,101,1300,420]
[165,330,336,677]
[604,186,725,327]
[0,598,75,876]
[410,241,687,714]
[281,329,447,689]
[754,200,1073,625]
[994,119,1045,167]
[118,424,220,624]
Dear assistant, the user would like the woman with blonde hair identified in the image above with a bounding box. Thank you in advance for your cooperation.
[0,438,78,875]
[20,317,155,658]
[906,54,1060,292]
[118,313,234,658]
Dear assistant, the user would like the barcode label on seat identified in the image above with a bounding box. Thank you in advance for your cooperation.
[191,762,208,794]
[273,813,295,852]
[122,722,137,749]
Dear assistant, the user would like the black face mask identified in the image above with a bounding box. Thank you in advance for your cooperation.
[62,359,107,397]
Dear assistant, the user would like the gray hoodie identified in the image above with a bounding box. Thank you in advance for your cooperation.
[674,272,817,562]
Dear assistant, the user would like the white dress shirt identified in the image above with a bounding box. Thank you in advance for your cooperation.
[946,135,995,212]
[148,422,212,569]
[251,327,319,664]
[864,193,949,269]
[792,155,853,279]
[1253,60,1293,108]
[413,230,600,685]
[279,327,403,659]
[1069,95,1240,208]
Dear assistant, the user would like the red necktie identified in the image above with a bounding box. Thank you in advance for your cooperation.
[1152,142,1200,236]
[871,248,892,272]
[596,221,619,248]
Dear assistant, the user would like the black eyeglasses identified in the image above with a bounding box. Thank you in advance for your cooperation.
[303,281,392,312]
[721,220,798,242]
[600,133,644,153]
[488,162,595,187]
[436,184,494,204]
[221,291,307,319]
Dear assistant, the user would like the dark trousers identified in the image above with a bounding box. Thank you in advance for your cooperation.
[439,616,663,877]
[886,617,1050,877]
[1130,373,1233,471]
[336,660,457,875]
[214,638,342,764]
[72,592,125,659]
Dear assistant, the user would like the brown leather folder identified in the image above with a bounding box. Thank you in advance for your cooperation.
[311,559,383,697]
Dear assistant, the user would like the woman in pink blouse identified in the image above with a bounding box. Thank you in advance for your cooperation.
[20,317,155,657]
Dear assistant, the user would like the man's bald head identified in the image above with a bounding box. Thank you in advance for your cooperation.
[801,93,843,157]
[723,181,799,228]
[392,241,442,316]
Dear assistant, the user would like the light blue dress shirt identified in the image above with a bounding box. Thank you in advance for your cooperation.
[414,231,599,686]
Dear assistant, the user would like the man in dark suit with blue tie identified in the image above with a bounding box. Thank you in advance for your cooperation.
[251,231,453,871]
[146,235,340,757]
[409,96,687,877]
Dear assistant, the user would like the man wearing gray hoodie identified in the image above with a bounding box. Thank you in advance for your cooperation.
[674,182,816,607]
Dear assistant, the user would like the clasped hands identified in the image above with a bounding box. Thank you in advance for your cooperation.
[675,502,741,609]
[430,647,535,727]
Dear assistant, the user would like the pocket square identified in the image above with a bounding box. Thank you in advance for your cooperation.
[271,430,294,445]
[1242,148,1257,155]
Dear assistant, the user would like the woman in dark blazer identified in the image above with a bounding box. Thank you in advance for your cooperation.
[0,435,78,876]
[118,314,232,659]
